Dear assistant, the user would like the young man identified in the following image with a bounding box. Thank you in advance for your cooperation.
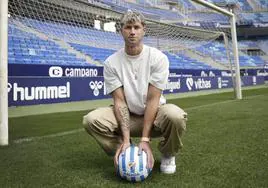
[83,10,187,174]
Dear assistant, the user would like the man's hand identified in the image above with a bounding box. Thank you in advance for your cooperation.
[138,141,154,169]
[114,142,131,169]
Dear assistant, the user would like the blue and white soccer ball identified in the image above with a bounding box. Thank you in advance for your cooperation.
[117,145,152,182]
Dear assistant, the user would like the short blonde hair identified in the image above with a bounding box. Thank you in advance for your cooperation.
[120,10,146,28]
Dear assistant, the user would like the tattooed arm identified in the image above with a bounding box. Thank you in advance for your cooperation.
[138,84,161,169]
[112,87,131,166]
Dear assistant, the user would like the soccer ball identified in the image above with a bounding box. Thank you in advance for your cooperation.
[117,145,152,182]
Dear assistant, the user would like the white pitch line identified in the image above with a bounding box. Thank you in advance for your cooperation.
[185,94,264,111]
[13,94,265,144]
[13,128,84,144]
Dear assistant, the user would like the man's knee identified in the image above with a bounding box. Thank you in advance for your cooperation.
[162,104,187,131]
[82,109,104,134]
[83,111,95,128]
[82,107,118,134]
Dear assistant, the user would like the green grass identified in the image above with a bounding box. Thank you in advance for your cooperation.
[1,87,268,187]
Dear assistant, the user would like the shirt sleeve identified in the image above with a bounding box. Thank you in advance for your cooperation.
[149,54,169,90]
[103,61,122,95]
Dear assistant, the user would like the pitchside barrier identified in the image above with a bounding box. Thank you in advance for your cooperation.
[9,64,268,79]
[8,64,266,107]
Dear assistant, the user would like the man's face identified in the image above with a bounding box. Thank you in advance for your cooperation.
[121,21,145,47]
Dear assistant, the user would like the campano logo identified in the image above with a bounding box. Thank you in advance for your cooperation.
[49,66,63,77]
[186,78,194,91]
[89,81,103,96]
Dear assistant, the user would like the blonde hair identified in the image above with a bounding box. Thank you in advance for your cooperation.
[120,10,146,28]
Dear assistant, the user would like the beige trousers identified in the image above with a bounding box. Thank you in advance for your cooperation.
[83,104,187,156]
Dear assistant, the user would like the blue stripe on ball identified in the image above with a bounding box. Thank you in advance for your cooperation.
[130,145,136,182]
[139,151,145,181]
[140,175,145,181]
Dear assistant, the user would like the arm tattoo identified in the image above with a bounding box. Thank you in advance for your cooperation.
[118,105,130,131]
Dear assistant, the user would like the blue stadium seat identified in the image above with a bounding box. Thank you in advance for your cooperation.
[8,23,95,66]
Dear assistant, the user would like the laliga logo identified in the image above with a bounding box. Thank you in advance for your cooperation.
[201,71,208,77]
[252,76,256,85]
[186,78,194,91]
[8,83,12,93]
[89,81,103,96]
[209,71,215,77]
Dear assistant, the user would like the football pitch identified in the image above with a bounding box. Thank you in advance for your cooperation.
[1,87,268,188]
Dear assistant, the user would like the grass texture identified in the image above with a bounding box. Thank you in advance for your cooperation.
[1,87,268,188]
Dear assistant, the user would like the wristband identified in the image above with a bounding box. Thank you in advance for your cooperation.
[141,137,150,143]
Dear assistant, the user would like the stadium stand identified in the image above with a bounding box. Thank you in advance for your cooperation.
[69,43,116,63]
[8,22,90,66]
[196,40,267,67]
[93,0,268,68]
[187,12,229,23]
[257,0,268,9]
[7,0,268,69]
[98,0,185,20]
[236,0,253,11]
[8,17,220,69]
[164,51,214,69]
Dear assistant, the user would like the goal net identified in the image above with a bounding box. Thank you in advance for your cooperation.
[8,0,236,70]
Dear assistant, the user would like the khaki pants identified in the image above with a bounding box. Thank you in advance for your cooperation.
[83,104,187,156]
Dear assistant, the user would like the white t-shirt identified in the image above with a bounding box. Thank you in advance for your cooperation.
[104,45,169,115]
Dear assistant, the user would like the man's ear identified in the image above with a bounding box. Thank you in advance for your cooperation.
[143,26,146,36]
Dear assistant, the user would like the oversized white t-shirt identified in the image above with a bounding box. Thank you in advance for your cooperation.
[104,45,169,115]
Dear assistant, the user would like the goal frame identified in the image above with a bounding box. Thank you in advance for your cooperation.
[191,0,242,100]
[0,0,9,146]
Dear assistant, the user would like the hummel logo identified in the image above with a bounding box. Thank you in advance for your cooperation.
[89,81,103,96]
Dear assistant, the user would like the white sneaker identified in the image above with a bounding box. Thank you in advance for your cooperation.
[160,155,176,174]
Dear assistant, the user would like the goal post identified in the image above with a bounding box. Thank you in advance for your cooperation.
[191,0,242,99]
[0,0,9,146]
